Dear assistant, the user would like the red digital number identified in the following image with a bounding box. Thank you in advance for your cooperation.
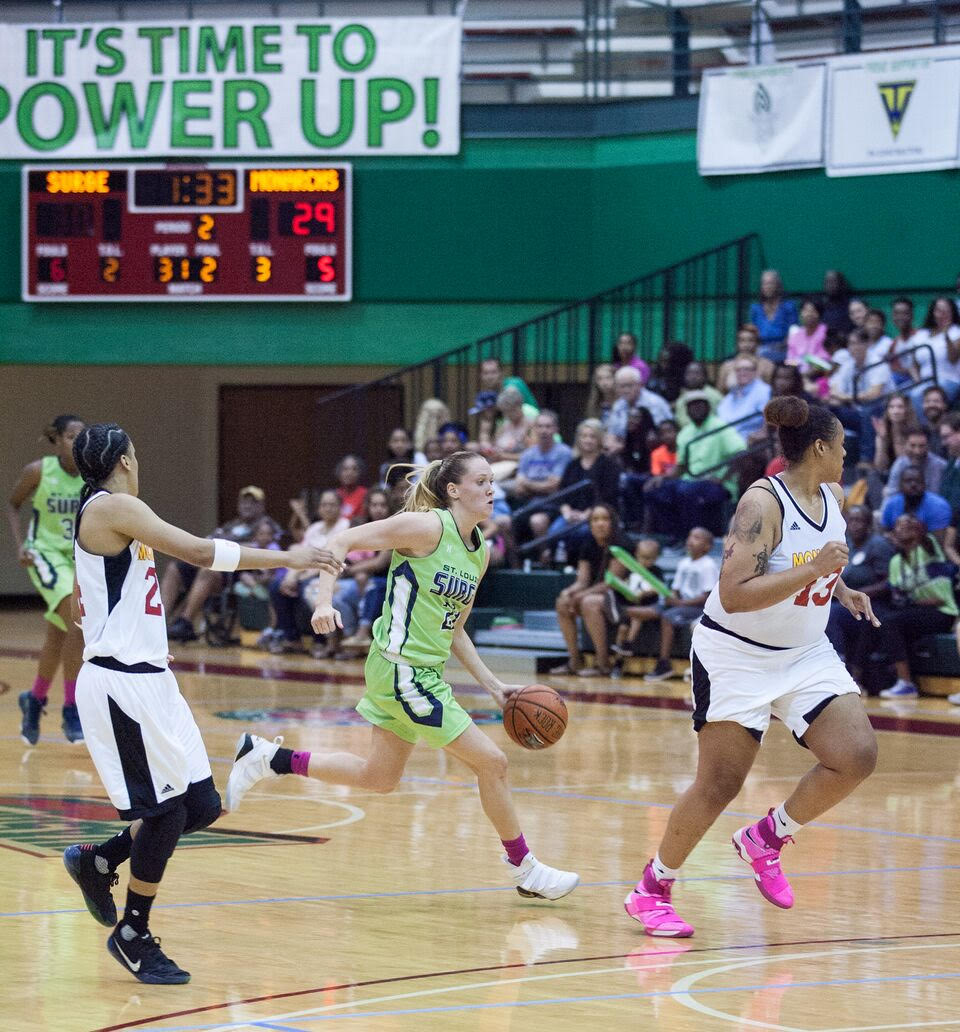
[291,201,312,235]
[793,568,842,608]
[144,566,162,616]
[292,201,336,236]
[50,257,66,282]
[317,256,335,282]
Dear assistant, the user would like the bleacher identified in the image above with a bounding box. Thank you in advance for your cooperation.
[8,0,958,102]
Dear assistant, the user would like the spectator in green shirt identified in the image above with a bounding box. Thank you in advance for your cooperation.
[853,514,958,699]
[644,393,746,538]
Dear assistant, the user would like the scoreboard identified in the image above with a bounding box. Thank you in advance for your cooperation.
[22,163,351,302]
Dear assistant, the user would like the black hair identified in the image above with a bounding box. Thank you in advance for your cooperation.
[72,423,130,507]
[799,296,824,319]
[763,397,839,463]
[43,414,84,443]
[771,363,805,398]
[892,296,914,311]
[922,297,960,332]
[334,453,366,481]
[849,328,871,345]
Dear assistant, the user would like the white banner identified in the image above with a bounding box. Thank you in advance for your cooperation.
[826,46,960,176]
[0,17,461,157]
[697,62,825,175]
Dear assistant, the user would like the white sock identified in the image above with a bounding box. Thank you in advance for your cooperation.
[771,803,803,838]
[651,853,681,882]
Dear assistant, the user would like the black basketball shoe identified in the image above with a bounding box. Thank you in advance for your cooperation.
[63,844,119,926]
[106,925,191,984]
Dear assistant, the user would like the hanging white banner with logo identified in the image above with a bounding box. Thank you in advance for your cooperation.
[697,62,825,175]
[826,46,960,176]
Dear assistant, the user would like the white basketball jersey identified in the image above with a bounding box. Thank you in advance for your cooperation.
[702,475,847,648]
[74,492,169,668]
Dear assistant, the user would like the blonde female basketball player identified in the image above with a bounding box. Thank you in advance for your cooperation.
[226,451,580,901]
[626,397,879,937]
[61,423,340,984]
[7,414,87,744]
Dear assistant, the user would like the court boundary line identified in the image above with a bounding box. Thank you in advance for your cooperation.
[88,931,960,1032]
[3,645,960,737]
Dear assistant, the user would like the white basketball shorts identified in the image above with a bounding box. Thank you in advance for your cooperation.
[76,660,212,820]
[690,619,860,745]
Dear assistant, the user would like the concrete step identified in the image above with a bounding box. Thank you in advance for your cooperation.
[475,627,567,650]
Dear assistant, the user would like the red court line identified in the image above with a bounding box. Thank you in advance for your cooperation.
[0,840,47,859]
[3,646,960,737]
[91,930,960,1032]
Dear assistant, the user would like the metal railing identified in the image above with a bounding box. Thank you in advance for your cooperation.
[316,233,765,439]
[852,341,937,405]
[13,0,960,103]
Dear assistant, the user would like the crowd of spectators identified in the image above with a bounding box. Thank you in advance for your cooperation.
[161,269,960,700]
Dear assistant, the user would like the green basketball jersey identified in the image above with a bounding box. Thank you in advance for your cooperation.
[372,508,486,668]
[27,455,84,558]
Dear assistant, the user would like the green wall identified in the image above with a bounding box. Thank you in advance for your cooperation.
[2,132,957,365]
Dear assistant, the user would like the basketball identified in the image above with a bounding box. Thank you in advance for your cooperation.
[503,684,568,750]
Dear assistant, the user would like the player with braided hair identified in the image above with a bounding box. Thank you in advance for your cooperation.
[62,423,344,984]
[7,414,87,744]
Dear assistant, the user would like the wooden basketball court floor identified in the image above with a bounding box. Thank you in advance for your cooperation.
[2,608,960,1032]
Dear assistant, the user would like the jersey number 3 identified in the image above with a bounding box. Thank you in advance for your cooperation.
[793,569,842,608]
[144,566,162,616]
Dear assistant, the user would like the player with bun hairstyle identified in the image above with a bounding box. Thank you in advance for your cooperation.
[626,396,879,938]
[226,450,580,902]
[61,423,341,984]
[7,414,87,744]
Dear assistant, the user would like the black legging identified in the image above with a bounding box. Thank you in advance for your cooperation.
[853,602,954,669]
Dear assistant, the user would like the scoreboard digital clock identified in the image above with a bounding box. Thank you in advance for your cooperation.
[22,163,351,302]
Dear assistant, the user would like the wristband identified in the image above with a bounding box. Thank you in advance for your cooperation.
[210,538,242,572]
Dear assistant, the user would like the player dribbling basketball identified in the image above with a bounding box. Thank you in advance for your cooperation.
[626,397,880,937]
[226,451,579,901]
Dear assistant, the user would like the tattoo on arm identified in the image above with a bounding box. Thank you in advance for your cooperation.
[720,542,734,570]
[732,498,763,544]
[753,544,769,576]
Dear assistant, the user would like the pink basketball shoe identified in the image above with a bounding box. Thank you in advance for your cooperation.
[624,862,694,937]
[732,810,794,909]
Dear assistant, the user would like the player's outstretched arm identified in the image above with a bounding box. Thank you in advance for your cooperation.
[311,512,443,634]
[98,494,341,573]
[718,485,847,613]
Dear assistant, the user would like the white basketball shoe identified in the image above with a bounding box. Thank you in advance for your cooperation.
[506,853,580,900]
[224,733,283,813]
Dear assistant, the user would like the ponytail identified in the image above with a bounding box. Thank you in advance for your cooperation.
[72,422,130,511]
[390,451,480,513]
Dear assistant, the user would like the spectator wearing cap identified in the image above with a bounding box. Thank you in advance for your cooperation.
[644,393,745,538]
[605,366,672,452]
[717,354,772,436]
[675,362,722,429]
[164,484,281,642]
